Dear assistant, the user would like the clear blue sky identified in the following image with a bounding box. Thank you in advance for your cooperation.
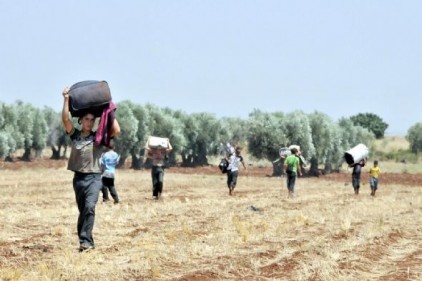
[1,0,421,136]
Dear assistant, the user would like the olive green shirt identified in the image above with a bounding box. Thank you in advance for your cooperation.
[67,128,104,173]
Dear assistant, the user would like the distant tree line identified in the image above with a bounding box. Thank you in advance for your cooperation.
[1,100,419,175]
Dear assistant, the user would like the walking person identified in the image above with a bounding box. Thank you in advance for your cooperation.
[352,159,366,195]
[62,87,120,252]
[227,147,246,195]
[283,147,302,198]
[369,160,381,196]
[100,139,120,204]
[145,138,173,200]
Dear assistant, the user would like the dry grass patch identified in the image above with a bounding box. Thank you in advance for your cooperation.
[0,167,421,280]
[373,136,409,153]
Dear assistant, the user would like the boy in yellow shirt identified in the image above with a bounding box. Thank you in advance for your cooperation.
[369,160,381,196]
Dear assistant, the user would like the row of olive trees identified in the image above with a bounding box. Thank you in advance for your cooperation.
[4,100,419,174]
[0,101,59,161]
[246,110,375,176]
[113,101,238,168]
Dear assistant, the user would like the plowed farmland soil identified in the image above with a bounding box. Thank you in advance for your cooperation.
[0,158,421,280]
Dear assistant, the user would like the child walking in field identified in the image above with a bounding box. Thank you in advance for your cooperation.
[369,160,381,196]
[100,139,120,204]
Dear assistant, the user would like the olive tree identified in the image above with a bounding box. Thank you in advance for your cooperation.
[284,111,315,162]
[0,103,16,159]
[144,105,185,167]
[114,101,139,167]
[178,112,221,166]
[43,107,70,159]
[220,117,248,146]
[247,110,288,175]
[31,109,49,158]
[323,124,344,173]
[0,102,9,158]
[117,101,150,169]
[308,112,339,175]
[0,103,23,160]
[15,102,36,161]
[406,122,422,153]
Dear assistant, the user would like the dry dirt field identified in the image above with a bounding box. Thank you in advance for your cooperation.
[0,159,421,281]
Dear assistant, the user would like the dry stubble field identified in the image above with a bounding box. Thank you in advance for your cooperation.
[0,160,421,281]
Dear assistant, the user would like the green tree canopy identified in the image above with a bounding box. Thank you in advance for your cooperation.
[350,113,388,139]
[114,101,139,166]
[308,111,341,174]
[247,110,287,162]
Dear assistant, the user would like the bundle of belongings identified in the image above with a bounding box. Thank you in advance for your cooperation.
[344,143,369,166]
[145,136,170,164]
[279,145,307,167]
[68,80,116,147]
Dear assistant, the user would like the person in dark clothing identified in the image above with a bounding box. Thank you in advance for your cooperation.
[62,87,120,252]
[352,159,366,195]
[145,138,173,200]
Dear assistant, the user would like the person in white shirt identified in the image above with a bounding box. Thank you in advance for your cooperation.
[226,147,246,195]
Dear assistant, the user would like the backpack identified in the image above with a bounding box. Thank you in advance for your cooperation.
[286,164,294,174]
[218,158,229,174]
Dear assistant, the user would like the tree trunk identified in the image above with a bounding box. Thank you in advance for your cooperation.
[117,155,127,168]
[50,145,61,160]
[272,158,284,176]
[35,149,43,158]
[181,152,194,167]
[21,148,31,162]
[195,152,208,166]
[5,154,14,162]
[323,162,331,175]
[308,157,320,177]
[131,152,142,170]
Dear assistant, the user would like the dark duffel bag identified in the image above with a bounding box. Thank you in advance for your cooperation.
[219,158,229,174]
[68,80,112,117]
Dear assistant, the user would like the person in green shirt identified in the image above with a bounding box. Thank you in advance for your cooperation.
[283,147,302,198]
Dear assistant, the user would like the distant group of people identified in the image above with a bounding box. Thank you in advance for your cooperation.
[279,145,381,199]
[62,86,382,253]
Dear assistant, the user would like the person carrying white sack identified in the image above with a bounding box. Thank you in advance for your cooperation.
[145,136,173,200]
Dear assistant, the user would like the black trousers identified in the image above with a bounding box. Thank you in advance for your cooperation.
[73,173,102,247]
[286,173,297,192]
[102,177,119,202]
[227,170,239,188]
[151,166,164,196]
